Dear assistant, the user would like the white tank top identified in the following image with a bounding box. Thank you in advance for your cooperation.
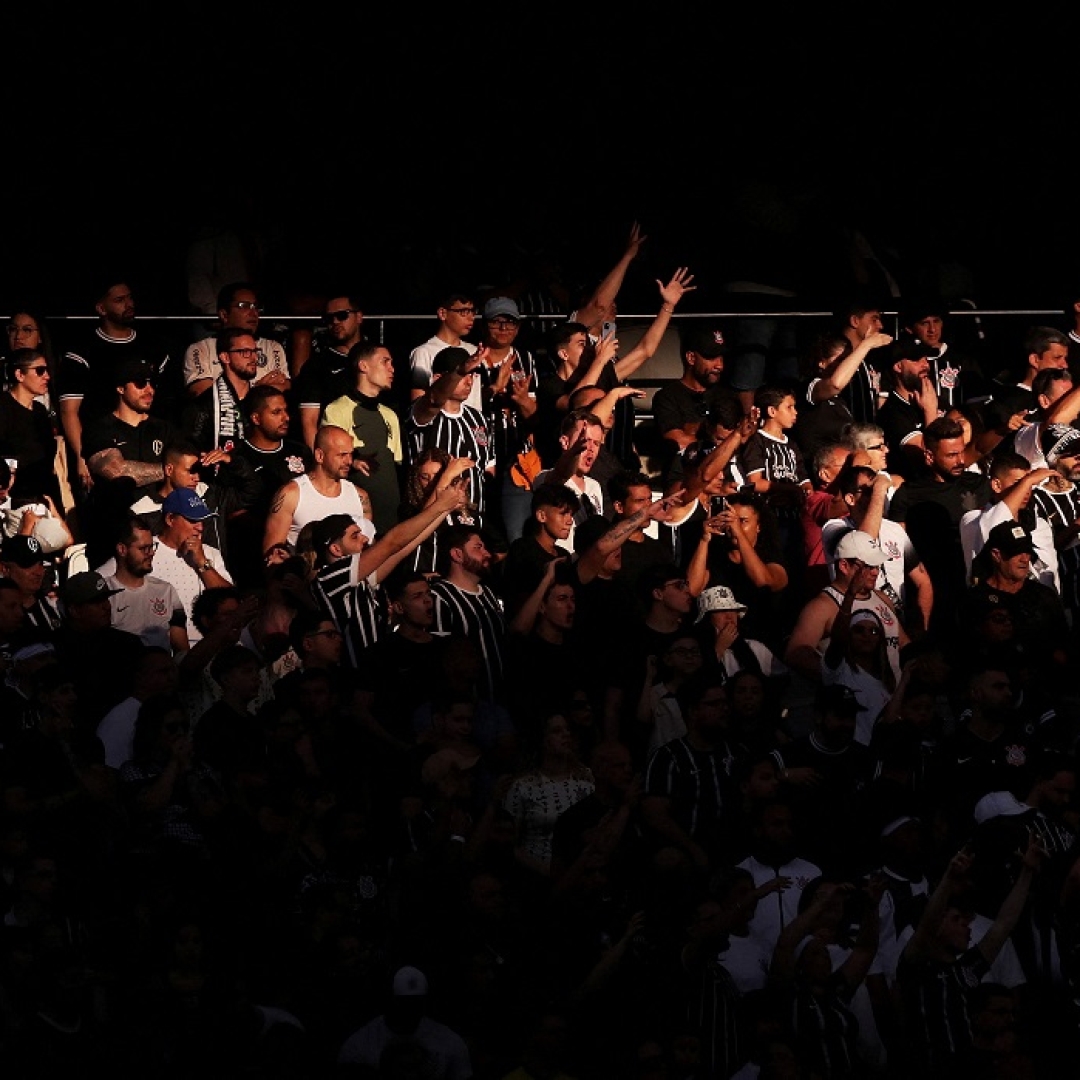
[287,472,368,548]
[821,586,902,683]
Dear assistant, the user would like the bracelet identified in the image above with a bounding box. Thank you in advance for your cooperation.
[661,304,675,314]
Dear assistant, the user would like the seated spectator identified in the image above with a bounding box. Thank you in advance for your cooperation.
[103,514,189,654]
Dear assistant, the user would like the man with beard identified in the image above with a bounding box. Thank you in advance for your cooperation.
[227,385,313,584]
[876,335,942,479]
[102,514,188,653]
[185,328,261,453]
[430,524,506,703]
[58,275,178,497]
[651,322,739,485]
[181,281,290,400]
[888,416,991,638]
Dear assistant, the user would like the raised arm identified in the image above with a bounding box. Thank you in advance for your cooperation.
[412,350,485,426]
[361,483,469,584]
[811,332,893,402]
[573,221,647,336]
[612,267,696,383]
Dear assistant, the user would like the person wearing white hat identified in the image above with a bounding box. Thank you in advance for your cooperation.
[695,584,788,685]
[785,529,909,687]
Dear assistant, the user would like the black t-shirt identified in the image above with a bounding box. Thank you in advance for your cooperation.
[0,394,60,504]
[791,379,854,465]
[82,413,176,465]
[876,393,927,477]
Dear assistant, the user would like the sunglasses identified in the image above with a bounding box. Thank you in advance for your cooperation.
[324,308,357,324]
[22,365,49,377]
[129,377,155,390]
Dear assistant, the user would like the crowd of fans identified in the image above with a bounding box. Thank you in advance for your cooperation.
[4,223,1080,1079]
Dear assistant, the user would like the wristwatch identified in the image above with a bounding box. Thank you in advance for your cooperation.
[195,559,214,573]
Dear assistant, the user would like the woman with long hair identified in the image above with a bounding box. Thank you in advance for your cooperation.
[502,711,594,878]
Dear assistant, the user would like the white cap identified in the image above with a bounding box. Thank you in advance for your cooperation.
[973,791,1030,825]
[835,530,885,567]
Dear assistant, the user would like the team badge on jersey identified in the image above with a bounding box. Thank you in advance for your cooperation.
[939,362,960,390]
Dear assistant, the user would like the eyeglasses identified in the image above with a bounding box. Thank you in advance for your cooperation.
[227,348,260,359]
[446,307,477,317]
[487,318,519,330]
[324,308,357,324]
[308,628,342,639]
[7,324,39,336]
[21,365,49,377]
[865,442,886,452]
[130,542,159,554]
[232,301,263,312]
[664,579,691,591]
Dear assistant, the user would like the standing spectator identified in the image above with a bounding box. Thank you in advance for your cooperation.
[532,409,606,554]
[875,334,942,478]
[791,326,893,466]
[503,711,595,878]
[474,296,541,544]
[262,425,370,553]
[771,684,876,874]
[181,281,290,400]
[822,465,935,635]
[887,416,991,638]
[58,275,177,497]
[895,839,1045,1077]
[900,294,990,411]
[430,524,506,704]
[408,291,480,407]
[1031,423,1080,625]
[321,341,404,536]
[785,529,909,687]
[833,295,891,424]
[405,348,495,524]
[986,325,1070,426]
[184,327,263,453]
[293,293,366,449]
[642,669,741,877]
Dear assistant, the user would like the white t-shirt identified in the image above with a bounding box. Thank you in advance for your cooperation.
[182,335,288,388]
[821,516,918,612]
[98,543,231,645]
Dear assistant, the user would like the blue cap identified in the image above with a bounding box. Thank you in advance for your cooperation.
[162,488,216,521]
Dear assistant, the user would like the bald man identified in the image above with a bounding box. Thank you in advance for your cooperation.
[263,425,371,554]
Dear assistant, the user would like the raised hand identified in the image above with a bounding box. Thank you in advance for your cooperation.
[658,266,696,308]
